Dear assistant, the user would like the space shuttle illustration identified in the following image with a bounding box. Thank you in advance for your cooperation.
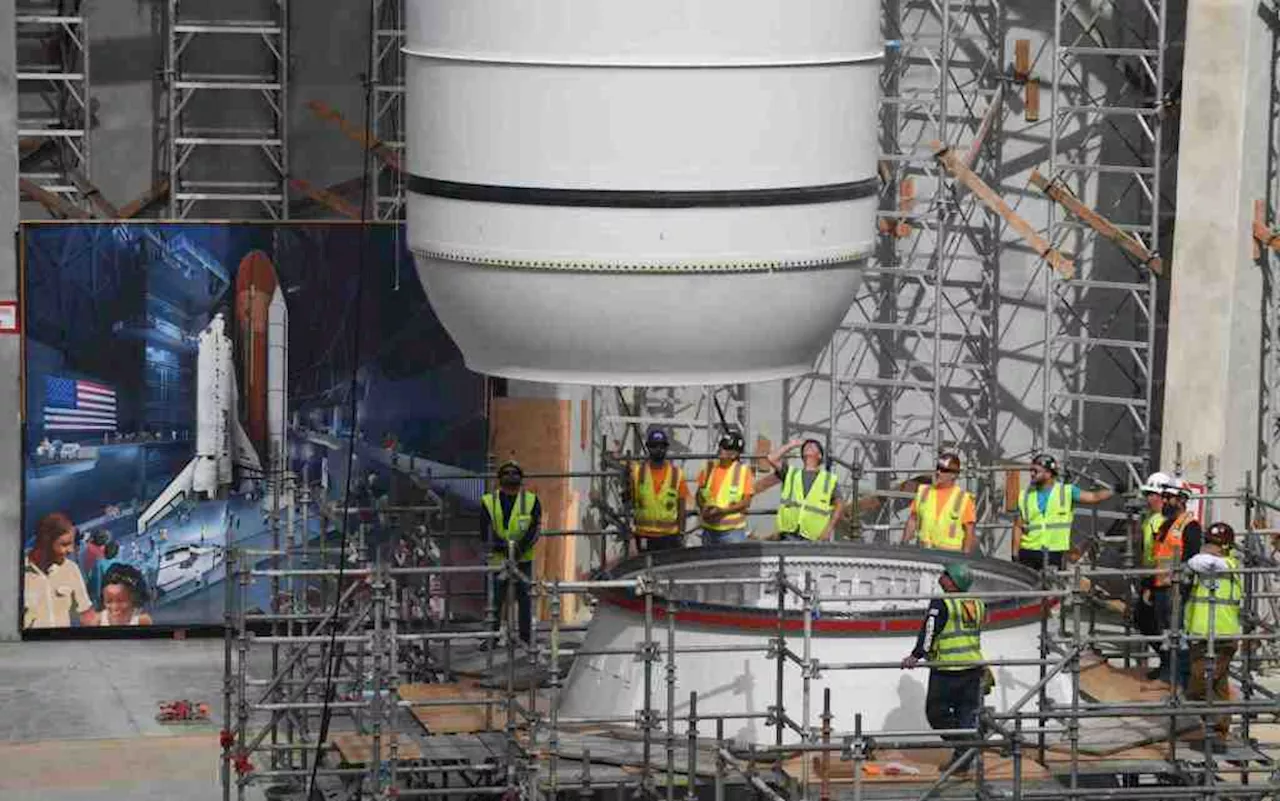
[138,251,293,533]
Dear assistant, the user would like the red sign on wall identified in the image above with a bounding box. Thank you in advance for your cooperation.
[0,301,18,334]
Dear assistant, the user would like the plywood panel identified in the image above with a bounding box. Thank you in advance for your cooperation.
[331,733,423,763]
[489,397,576,621]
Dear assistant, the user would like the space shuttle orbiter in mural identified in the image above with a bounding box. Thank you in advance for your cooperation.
[137,251,292,533]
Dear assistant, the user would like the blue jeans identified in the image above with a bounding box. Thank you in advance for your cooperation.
[703,527,747,545]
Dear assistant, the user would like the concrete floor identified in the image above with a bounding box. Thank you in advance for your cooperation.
[0,638,254,801]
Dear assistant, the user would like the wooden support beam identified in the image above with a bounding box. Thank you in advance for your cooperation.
[116,181,170,219]
[932,141,1075,278]
[306,100,402,172]
[19,178,91,219]
[19,137,53,165]
[1030,169,1164,275]
[1255,200,1280,258]
[963,84,1004,171]
[1025,78,1041,122]
[66,168,119,218]
[288,176,365,217]
[289,178,362,219]
[1013,39,1031,81]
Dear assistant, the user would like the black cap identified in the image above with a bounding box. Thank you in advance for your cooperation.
[719,431,745,453]
[1031,453,1058,475]
[646,429,669,448]
[1205,522,1235,547]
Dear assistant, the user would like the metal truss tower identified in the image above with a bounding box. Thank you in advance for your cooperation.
[1041,0,1180,489]
[163,0,290,219]
[16,0,90,212]
[783,0,1005,536]
[369,0,406,220]
[1260,0,1280,505]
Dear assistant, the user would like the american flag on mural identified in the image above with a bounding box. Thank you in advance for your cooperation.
[43,376,117,432]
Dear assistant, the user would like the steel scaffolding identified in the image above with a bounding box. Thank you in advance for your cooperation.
[1039,0,1180,488]
[1260,0,1280,508]
[781,0,1005,541]
[222,454,1280,801]
[16,0,90,213]
[162,0,290,219]
[369,0,406,221]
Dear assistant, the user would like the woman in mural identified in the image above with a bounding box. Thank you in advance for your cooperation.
[23,512,98,629]
[97,564,153,627]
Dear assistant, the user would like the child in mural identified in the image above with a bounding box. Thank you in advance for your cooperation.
[23,512,98,629]
[97,564,153,627]
[87,539,123,605]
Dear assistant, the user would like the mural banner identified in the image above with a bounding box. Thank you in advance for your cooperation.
[20,222,487,633]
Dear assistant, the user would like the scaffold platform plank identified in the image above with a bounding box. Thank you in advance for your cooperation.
[401,682,550,735]
[331,732,424,764]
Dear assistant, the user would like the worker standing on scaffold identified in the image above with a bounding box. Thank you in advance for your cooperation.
[756,438,844,542]
[1184,521,1241,752]
[627,428,689,554]
[1011,454,1113,571]
[481,460,541,648]
[900,562,987,774]
[901,452,977,553]
[695,431,754,545]
[1132,472,1171,674]
[1147,477,1201,683]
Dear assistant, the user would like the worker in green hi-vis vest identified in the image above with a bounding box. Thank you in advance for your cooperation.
[480,460,541,648]
[1011,453,1113,571]
[900,562,989,775]
[1184,522,1243,752]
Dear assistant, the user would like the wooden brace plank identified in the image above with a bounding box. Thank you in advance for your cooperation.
[19,178,90,219]
[116,181,170,219]
[66,168,119,218]
[1255,200,1280,257]
[1030,170,1164,276]
[931,142,1075,278]
[290,177,361,219]
[962,84,1004,171]
[306,100,402,172]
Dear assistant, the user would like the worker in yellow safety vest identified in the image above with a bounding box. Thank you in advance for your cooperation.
[1011,453,1113,571]
[627,428,689,554]
[695,431,755,546]
[1133,471,1171,676]
[900,562,987,774]
[481,460,541,646]
[1145,477,1202,682]
[901,452,977,553]
[1184,522,1242,751]
[755,438,844,541]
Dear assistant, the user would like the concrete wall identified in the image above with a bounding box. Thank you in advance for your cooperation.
[1161,0,1274,521]
[2,0,22,640]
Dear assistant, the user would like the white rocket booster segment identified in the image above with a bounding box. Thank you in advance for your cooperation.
[138,313,263,534]
[404,0,882,385]
[263,286,294,512]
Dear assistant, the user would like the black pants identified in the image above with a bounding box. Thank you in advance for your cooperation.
[1016,549,1065,571]
[492,560,533,644]
[779,531,809,542]
[926,668,983,763]
[638,536,684,553]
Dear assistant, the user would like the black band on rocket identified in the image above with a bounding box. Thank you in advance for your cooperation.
[406,174,879,209]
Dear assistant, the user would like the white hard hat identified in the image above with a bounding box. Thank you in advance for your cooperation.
[1139,472,1171,493]
[1159,476,1191,497]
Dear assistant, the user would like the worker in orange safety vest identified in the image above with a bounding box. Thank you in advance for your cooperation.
[1145,476,1202,682]
[901,452,977,553]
